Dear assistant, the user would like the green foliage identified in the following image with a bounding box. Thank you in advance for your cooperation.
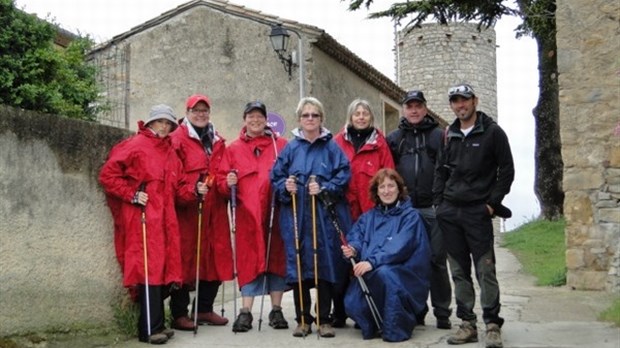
[598,297,620,327]
[346,0,519,31]
[0,0,102,120]
[501,219,566,286]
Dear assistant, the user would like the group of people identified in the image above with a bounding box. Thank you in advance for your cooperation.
[99,82,514,348]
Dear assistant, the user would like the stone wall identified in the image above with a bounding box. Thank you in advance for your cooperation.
[0,106,131,335]
[557,1,620,291]
[397,22,497,121]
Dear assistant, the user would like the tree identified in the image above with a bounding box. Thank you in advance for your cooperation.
[0,0,102,121]
[346,0,564,220]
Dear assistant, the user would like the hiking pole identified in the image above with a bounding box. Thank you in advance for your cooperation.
[317,191,384,333]
[308,175,320,339]
[193,173,206,336]
[138,182,151,343]
[258,132,281,331]
[290,175,307,338]
[230,173,239,329]
[258,190,277,331]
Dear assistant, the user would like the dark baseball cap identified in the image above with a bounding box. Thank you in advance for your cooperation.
[243,100,267,117]
[402,90,426,104]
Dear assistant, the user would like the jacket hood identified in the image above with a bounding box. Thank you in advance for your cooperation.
[448,111,495,134]
[291,126,332,142]
[398,115,439,132]
[376,197,413,216]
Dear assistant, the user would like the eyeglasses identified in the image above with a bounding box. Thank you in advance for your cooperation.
[300,113,321,119]
[191,108,210,114]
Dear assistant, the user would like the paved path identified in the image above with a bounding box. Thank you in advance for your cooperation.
[118,240,618,347]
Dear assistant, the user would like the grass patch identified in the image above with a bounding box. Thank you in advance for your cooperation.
[113,295,140,337]
[501,218,566,286]
[599,297,620,327]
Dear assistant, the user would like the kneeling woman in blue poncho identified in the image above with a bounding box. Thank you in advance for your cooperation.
[342,168,430,342]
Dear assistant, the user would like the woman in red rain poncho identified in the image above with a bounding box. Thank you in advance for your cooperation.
[216,101,289,333]
[100,104,203,344]
[168,94,233,330]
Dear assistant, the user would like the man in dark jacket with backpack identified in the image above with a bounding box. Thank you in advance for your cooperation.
[386,90,453,330]
[433,83,514,348]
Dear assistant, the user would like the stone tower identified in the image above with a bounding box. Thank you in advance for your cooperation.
[396,22,497,122]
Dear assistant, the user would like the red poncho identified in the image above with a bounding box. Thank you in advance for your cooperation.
[170,123,233,285]
[100,122,195,289]
[215,128,288,288]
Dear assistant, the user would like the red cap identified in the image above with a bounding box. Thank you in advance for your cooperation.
[186,94,211,109]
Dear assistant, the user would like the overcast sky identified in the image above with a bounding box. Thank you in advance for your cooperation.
[15,0,540,230]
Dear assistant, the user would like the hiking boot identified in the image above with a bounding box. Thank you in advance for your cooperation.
[172,316,195,331]
[268,308,289,329]
[436,317,452,330]
[194,311,229,326]
[139,333,168,344]
[156,328,175,339]
[447,321,478,345]
[292,323,312,337]
[485,323,503,348]
[232,311,253,332]
[318,323,336,338]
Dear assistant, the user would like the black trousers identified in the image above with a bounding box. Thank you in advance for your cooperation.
[418,206,453,320]
[436,201,504,327]
[169,280,222,319]
[293,279,334,325]
[138,284,166,341]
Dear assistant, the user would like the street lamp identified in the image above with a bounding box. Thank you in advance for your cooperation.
[268,23,304,99]
[269,24,294,79]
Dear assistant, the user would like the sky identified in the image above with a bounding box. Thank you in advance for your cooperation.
[15,0,540,230]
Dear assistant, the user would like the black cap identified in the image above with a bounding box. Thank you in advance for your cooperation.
[402,90,426,104]
[243,101,267,117]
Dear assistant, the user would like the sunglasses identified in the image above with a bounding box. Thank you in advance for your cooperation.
[448,84,474,96]
[300,113,321,119]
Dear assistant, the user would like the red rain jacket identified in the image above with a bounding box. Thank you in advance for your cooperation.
[216,128,288,288]
[334,127,395,221]
[99,122,195,289]
[170,122,233,285]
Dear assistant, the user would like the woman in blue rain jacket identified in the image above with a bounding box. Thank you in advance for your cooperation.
[270,97,351,338]
[342,168,430,342]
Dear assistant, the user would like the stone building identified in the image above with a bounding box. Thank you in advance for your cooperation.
[88,0,409,140]
[557,1,620,292]
[397,22,497,122]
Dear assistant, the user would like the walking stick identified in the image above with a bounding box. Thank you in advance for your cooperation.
[138,182,151,342]
[290,175,307,337]
[308,175,320,339]
[258,190,277,331]
[317,191,384,334]
[193,174,206,336]
[258,132,280,331]
[230,176,239,327]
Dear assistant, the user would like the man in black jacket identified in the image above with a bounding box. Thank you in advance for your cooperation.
[433,83,514,348]
[387,90,452,330]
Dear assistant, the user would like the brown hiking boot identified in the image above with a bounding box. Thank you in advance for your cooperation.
[318,323,336,338]
[485,323,503,348]
[172,316,195,331]
[292,323,312,337]
[447,321,478,345]
[194,311,229,326]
